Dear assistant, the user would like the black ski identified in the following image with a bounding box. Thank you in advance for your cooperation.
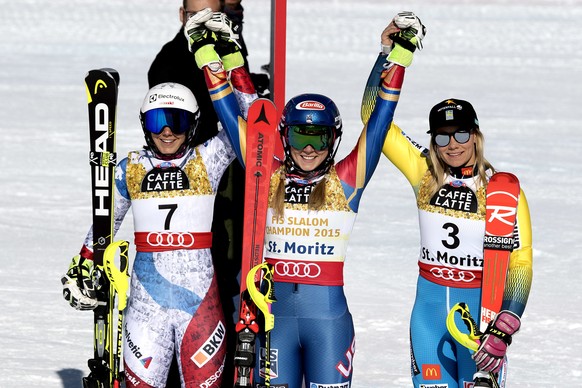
[84,68,120,388]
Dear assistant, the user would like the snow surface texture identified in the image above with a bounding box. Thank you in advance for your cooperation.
[1,0,581,386]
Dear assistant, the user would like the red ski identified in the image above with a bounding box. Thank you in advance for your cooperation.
[269,0,286,160]
[234,98,278,388]
[479,172,520,331]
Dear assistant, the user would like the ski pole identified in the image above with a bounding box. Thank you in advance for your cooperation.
[103,240,130,387]
[446,303,500,388]
[246,262,276,387]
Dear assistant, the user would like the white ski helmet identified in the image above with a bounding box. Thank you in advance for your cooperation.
[139,82,200,158]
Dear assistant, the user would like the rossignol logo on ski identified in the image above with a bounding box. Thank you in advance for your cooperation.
[486,190,517,231]
[484,188,518,250]
[191,321,226,367]
[483,235,514,250]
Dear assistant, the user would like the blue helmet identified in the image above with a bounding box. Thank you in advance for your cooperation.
[279,93,343,177]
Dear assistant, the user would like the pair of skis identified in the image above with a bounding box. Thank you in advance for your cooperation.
[447,172,521,387]
[234,1,287,382]
[233,3,287,381]
[233,99,279,388]
[83,68,130,388]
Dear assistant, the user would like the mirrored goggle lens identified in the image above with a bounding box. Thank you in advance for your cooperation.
[287,125,333,151]
[143,109,192,135]
[434,130,471,147]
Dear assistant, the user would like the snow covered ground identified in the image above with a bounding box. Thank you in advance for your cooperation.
[1,0,581,386]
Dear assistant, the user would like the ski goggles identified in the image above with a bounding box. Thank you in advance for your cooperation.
[142,108,195,135]
[433,129,472,147]
[286,125,333,151]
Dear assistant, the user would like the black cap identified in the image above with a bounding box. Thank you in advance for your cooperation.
[428,98,479,134]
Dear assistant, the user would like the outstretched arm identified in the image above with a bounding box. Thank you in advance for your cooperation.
[338,12,425,211]
[184,8,257,166]
[361,12,426,124]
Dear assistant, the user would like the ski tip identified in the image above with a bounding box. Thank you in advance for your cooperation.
[100,68,120,86]
[251,98,277,110]
[249,98,278,125]
[86,68,120,86]
[491,172,519,185]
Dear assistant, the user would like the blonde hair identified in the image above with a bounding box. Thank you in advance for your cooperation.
[270,172,328,218]
[426,128,495,197]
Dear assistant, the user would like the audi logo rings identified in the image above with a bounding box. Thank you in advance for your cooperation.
[275,261,322,278]
[146,232,195,247]
[429,267,476,282]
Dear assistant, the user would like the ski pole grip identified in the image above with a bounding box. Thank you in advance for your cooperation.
[246,263,276,332]
[103,240,130,310]
[446,302,481,352]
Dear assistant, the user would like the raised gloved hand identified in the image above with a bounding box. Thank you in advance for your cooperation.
[61,255,98,311]
[183,8,221,69]
[472,310,521,373]
[184,7,214,52]
[205,12,241,52]
[387,11,426,67]
[205,12,244,71]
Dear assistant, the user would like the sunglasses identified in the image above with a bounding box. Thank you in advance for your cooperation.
[143,108,195,135]
[433,130,472,147]
[287,125,333,151]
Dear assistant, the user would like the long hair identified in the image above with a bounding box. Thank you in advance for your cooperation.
[426,128,494,197]
[270,170,327,218]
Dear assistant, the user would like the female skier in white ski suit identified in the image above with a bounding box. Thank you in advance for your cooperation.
[63,82,234,387]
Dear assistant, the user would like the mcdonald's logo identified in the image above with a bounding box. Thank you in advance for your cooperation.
[422,364,442,380]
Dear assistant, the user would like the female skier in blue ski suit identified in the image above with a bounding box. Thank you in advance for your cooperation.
[184,9,425,388]
[376,96,533,386]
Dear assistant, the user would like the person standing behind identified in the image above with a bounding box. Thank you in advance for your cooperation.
[149,0,268,141]
[184,9,426,387]
[379,96,533,387]
[62,83,235,387]
[148,3,268,384]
